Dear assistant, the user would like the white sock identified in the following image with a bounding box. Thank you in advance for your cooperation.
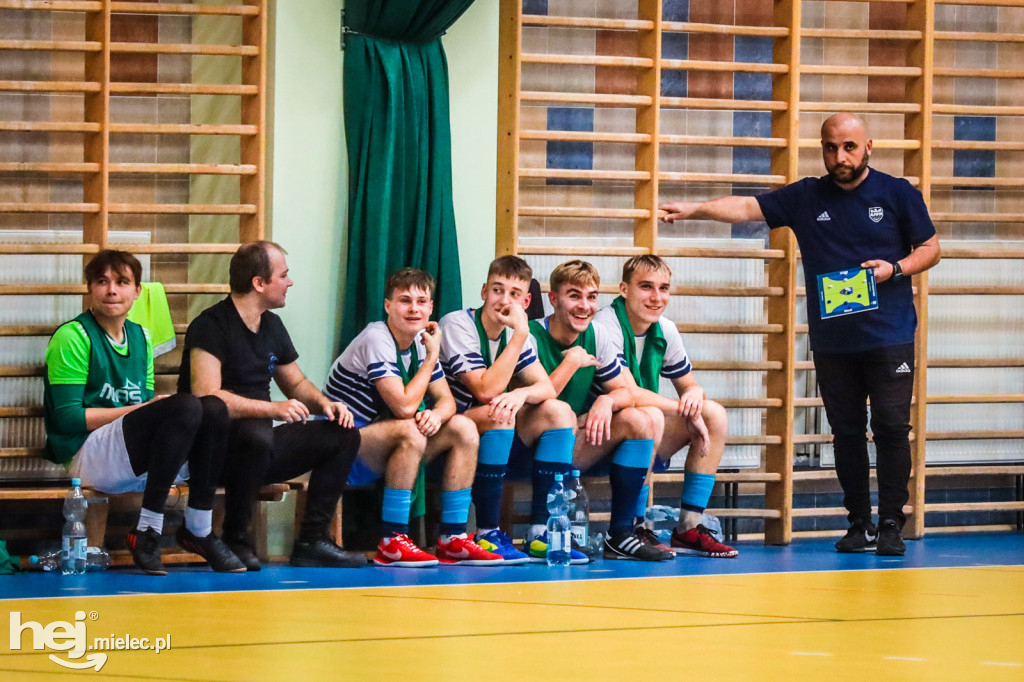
[530,523,546,539]
[679,510,702,532]
[136,508,164,535]
[477,527,498,537]
[185,507,213,538]
[439,533,467,544]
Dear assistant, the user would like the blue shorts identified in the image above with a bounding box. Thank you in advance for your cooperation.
[345,449,450,487]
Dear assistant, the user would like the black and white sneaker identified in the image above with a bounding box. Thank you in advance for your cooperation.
[835,519,877,553]
[875,519,906,556]
[603,528,675,561]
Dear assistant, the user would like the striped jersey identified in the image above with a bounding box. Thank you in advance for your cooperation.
[592,306,692,381]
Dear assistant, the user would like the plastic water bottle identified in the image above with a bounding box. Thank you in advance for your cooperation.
[545,473,572,566]
[700,513,723,537]
[32,546,110,572]
[61,478,88,575]
[565,469,589,550]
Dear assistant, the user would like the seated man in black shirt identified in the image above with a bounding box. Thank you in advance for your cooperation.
[178,241,364,569]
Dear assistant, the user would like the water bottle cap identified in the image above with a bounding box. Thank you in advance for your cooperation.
[553,473,563,481]
[571,469,581,477]
[71,478,81,487]
[30,555,39,565]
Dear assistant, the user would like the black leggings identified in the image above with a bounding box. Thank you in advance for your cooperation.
[220,418,360,543]
[122,394,230,513]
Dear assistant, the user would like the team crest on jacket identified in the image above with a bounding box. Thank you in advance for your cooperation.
[868,207,884,223]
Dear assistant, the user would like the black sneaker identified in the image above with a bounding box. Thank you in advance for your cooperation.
[635,525,676,558]
[126,527,167,576]
[604,528,675,561]
[835,519,878,553]
[176,526,247,573]
[876,519,906,556]
[224,533,261,572]
[291,537,367,568]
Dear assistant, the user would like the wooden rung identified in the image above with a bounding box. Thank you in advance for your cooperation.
[518,206,649,219]
[0,162,99,174]
[575,283,784,297]
[661,21,789,38]
[800,101,921,114]
[0,407,42,418]
[109,82,258,96]
[802,64,921,77]
[162,284,230,294]
[0,202,99,213]
[115,242,242,254]
[108,203,257,214]
[519,168,650,181]
[801,28,921,40]
[678,323,783,334]
[0,284,86,295]
[933,103,1024,115]
[520,130,650,144]
[520,15,655,31]
[660,134,787,148]
[0,325,60,337]
[0,80,101,93]
[940,246,1024,257]
[928,358,1024,368]
[0,243,99,255]
[656,246,786,259]
[925,501,1024,513]
[0,121,100,133]
[693,360,783,371]
[792,470,842,481]
[659,171,785,185]
[174,324,187,334]
[929,394,1024,404]
[799,137,920,150]
[725,435,783,445]
[935,30,1024,44]
[793,397,825,408]
[929,285,1024,295]
[661,96,787,111]
[926,430,1024,440]
[109,163,257,175]
[791,507,849,518]
[109,2,260,16]
[517,245,649,257]
[936,66,1024,79]
[795,325,809,334]
[717,398,784,408]
[926,465,1024,476]
[654,471,783,483]
[931,176,1024,188]
[0,448,44,460]
[936,0,1024,6]
[0,39,101,52]
[519,91,652,107]
[521,53,654,68]
[0,1,102,10]
[110,42,258,57]
[706,507,782,519]
[793,434,833,445]
[0,365,45,377]
[109,123,258,136]
[932,140,1024,151]
[794,360,814,371]
[661,59,788,74]
[932,214,1023,224]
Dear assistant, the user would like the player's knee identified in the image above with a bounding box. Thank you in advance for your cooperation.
[643,406,665,437]
[540,398,576,429]
[446,414,479,449]
[616,407,654,440]
[703,399,728,436]
[199,394,229,427]
[396,418,428,451]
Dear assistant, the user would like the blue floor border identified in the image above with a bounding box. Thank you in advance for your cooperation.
[3,532,1022,602]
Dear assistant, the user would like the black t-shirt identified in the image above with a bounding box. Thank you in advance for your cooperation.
[177,297,298,401]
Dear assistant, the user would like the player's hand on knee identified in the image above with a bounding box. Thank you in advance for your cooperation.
[274,398,309,423]
[585,396,613,446]
[677,386,704,419]
[323,401,354,428]
[415,409,442,437]
[687,414,709,457]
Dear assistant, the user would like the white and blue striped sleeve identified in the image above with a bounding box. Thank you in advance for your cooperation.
[513,331,538,376]
[659,318,692,379]
[414,331,446,384]
[592,323,622,384]
[440,310,486,378]
[592,307,627,370]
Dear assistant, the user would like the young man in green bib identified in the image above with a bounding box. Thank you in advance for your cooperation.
[439,255,586,564]
[593,255,738,558]
[44,250,244,575]
[323,268,501,566]
[530,260,674,561]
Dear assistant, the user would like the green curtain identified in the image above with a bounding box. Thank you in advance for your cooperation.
[341,0,474,347]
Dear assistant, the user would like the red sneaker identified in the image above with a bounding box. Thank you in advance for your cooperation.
[374,533,439,567]
[436,533,503,566]
[671,524,738,558]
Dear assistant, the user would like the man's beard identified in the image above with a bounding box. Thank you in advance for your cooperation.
[827,154,870,184]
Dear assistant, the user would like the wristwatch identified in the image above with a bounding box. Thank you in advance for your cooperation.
[891,261,904,281]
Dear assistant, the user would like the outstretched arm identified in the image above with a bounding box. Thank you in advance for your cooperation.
[659,196,764,224]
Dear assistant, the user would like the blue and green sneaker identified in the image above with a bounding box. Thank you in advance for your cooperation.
[475,529,530,565]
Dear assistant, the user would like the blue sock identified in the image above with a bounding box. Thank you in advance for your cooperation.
[381,487,412,536]
[609,439,653,535]
[471,429,514,530]
[680,472,716,514]
[440,488,472,536]
[530,428,575,525]
[635,484,650,524]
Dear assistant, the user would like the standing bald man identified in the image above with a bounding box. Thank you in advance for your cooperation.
[659,113,940,556]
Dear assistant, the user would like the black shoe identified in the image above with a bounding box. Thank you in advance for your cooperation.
[290,537,367,568]
[224,533,261,572]
[176,526,247,573]
[126,527,167,576]
[876,519,906,556]
[603,528,675,561]
[835,518,878,553]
